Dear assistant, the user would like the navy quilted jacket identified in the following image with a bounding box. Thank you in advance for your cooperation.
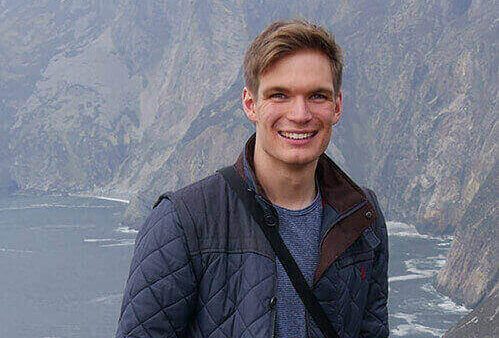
[116,134,389,337]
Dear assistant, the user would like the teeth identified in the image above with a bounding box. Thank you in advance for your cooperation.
[280,131,315,140]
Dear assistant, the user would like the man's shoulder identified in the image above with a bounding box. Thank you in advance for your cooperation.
[170,172,226,205]
[174,170,227,198]
[153,170,228,210]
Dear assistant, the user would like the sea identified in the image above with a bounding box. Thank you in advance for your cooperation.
[0,194,470,337]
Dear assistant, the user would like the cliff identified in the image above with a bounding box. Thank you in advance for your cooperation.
[443,287,498,338]
[2,1,496,237]
[435,161,498,307]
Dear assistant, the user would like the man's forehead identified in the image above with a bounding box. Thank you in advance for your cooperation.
[256,50,334,93]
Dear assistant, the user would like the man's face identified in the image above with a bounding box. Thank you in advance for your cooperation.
[242,49,342,168]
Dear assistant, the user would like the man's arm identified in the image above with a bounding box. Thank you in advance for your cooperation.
[116,198,197,338]
[360,188,389,337]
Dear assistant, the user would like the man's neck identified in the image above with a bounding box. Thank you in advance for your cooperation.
[253,142,318,210]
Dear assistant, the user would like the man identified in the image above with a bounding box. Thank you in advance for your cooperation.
[116,19,389,338]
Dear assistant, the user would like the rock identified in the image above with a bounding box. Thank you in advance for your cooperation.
[436,161,498,307]
[444,286,498,338]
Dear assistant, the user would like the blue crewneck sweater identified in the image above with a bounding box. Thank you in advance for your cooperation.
[273,187,323,337]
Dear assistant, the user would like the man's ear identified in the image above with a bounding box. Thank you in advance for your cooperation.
[331,90,343,125]
[242,87,258,123]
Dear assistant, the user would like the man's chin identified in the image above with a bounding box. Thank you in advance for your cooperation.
[281,155,321,168]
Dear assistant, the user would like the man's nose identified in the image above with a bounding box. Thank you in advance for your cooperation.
[288,97,312,123]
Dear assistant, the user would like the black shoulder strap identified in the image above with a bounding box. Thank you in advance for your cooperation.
[218,165,339,338]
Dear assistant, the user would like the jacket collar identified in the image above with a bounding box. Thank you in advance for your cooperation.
[234,133,378,281]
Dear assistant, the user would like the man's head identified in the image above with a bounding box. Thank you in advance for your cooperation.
[242,19,344,168]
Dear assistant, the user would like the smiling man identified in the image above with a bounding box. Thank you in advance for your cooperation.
[116,19,389,338]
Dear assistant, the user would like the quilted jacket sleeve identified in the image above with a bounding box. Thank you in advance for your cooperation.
[115,198,198,338]
[359,189,389,337]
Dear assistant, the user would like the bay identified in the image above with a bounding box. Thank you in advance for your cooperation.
[0,195,470,337]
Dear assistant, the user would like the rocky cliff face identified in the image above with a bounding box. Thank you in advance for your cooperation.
[443,286,498,338]
[1,0,122,192]
[1,0,497,332]
[3,0,495,234]
[436,161,498,307]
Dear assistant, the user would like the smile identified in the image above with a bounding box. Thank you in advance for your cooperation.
[278,131,317,140]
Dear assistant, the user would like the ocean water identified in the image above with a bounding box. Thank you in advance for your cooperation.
[0,194,470,337]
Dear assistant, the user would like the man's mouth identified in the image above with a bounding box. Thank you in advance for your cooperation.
[278,131,318,140]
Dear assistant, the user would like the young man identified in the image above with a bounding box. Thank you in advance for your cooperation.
[116,20,389,338]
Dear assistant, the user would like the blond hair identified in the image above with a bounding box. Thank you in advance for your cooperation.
[243,19,343,98]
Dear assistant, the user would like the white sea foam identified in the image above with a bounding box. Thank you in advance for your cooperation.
[390,255,447,283]
[84,237,135,247]
[87,293,123,304]
[438,299,470,313]
[83,238,115,243]
[387,221,445,240]
[115,226,139,234]
[391,323,446,336]
[404,258,439,278]
[0,247,34,254]
[391,312,446,336]
[389,274,431,283]
[100,239,135,247]
[69,193,130,204]
[421,283,471,314]
[30,224,96,231]
[427,254,447,268]
[88,195,130,204]
[392,312,417,321]
[0,203,114,211]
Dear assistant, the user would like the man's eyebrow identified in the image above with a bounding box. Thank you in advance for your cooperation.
[262,86,335,97]
[312,87,335,96]
[262,86,290,96]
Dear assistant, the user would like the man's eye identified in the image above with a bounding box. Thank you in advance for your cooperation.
[270,93,286,99]
[311,93,327,100]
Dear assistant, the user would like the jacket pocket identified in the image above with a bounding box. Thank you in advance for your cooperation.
[337,250,374,269]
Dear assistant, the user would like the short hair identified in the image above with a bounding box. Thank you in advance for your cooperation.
[243,19,343,98]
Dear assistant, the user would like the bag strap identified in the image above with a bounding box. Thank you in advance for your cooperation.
[218,165,339,338]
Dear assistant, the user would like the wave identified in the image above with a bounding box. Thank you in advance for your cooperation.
[100,239,135,247]
[390,254,448,283]
[389,274,431,283]
[83,238,115,243]
[387,221,450,241]
[0,203,115,211]
[115,226,139,234]
[83,238,135,247]
[68,193,130,204]
[421,283,471,314]
[438,299,470,313]
[0,247,34,254]
[87,293,123,304]
[391,312,446,337]
[30,224,96,231]
[403,257,439,279]
[83,195,129,204]
[391,323,446,337]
